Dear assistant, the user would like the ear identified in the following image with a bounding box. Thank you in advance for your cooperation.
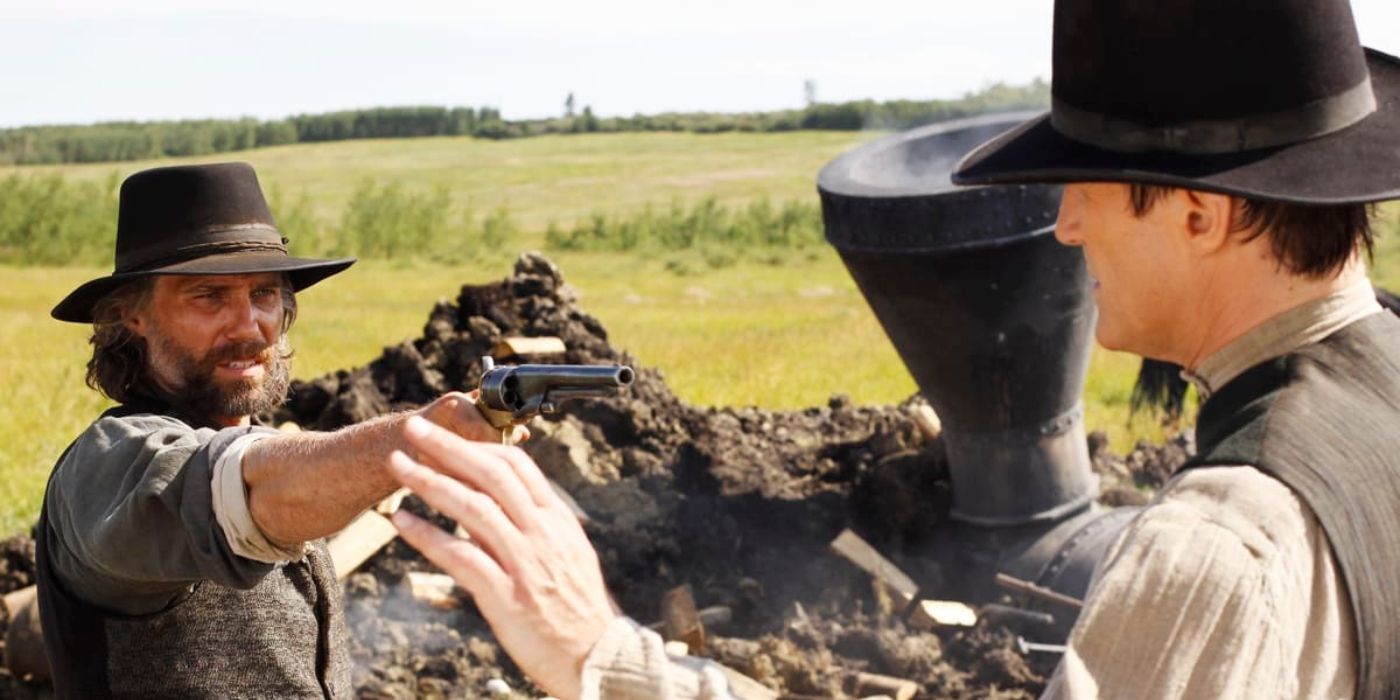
[1179,189,1234,256]
[124,304,150,338]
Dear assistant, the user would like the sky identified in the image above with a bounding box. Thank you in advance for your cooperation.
[0,0,1397,128]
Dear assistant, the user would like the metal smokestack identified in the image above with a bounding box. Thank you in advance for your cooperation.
[818,113,1136,636]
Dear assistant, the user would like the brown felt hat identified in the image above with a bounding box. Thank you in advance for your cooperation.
[952,0,1400,205]
[52,162,355,323]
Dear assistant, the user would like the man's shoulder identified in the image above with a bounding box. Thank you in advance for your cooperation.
[80,410,202,445]
[56,411,208,476]
[1144,465,1318,563]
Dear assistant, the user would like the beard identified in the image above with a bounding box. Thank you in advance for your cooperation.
[145,330,292,421]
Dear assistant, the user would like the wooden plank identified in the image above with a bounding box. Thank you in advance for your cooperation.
[2,586,35,622]
[909,403,942,441]
[493,336,567,359]
[830,528,919,609]
[3,591,48,681]
[716,664,779,700]
[908,599,977,628]
[855,671,919,700]
[660,584,705,654]
[994,572,1084,610]
[374,487,410,516]
[407,571,460,610]
[327,510,399,580]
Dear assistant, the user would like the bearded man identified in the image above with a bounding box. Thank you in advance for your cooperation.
[38,162,502,699]
[360,0,1400,698]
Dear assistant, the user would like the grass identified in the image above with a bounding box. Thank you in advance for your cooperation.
[0,132,869,232]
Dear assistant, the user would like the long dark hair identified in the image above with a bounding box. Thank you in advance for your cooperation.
[85,278,156,404]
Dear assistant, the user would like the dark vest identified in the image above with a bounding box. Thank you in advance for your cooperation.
[35,401,352,699]
[1183,311,1400,700]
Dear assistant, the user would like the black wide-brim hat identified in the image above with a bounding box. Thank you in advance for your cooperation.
[953,0,1400,205]
[53,162,355,323]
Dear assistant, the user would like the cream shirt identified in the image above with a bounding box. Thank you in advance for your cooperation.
[1045,278,1379,700]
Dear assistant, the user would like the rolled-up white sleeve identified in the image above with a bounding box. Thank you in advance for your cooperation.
[212,432,309,564]
[580,617,737,700]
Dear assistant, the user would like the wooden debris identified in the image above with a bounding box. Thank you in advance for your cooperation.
[716,663,779,700]
[908,599,977,628]
[660,584,705,655]
[3,592,48,681]
[407,571,460,610]
[374,488,410,516]
[1016,636,1068,655]
[493,336,567,359]
[2,585,35,622]
[647,605,732,632]
[909,403,942,441]
[994,572,1084,610]
[980,603,1056,628]
[328,510,400,580]
[855,671,919,700]
[830,529,920,611]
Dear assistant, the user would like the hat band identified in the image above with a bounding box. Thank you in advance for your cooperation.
[1051,76,1378,155]
[117,224,287,272]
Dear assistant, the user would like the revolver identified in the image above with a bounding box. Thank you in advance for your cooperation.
[474,356,635,443]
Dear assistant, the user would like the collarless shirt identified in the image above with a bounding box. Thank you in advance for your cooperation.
[1045,278,1380,700]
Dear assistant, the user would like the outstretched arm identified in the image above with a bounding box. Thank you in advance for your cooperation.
[242,392,515,546]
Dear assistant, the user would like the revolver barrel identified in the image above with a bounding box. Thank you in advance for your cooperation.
[478,361,634,420]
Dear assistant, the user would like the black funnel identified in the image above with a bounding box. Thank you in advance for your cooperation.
[819,113,1097,526]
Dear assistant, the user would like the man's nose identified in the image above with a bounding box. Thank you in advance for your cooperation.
[225,294,271,342]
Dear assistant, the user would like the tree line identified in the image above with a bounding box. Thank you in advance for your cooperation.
[0,81,1048,166]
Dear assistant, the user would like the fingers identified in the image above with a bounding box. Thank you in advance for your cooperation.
[389,509,508,599]
[403,416,542,529]
[421,392,499,443]
[387,449,530,571]
[451,438,564,516]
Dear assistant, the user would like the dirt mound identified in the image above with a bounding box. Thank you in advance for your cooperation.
[272,252,1188,699]
[0,254,1192,699]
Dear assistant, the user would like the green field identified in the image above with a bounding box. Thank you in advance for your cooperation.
[2,131,1398,536]
[3,131,868,231]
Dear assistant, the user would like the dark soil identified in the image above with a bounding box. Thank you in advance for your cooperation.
[0,254,1193,699]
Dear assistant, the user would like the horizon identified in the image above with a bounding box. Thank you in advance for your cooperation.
[1,0,1397,130]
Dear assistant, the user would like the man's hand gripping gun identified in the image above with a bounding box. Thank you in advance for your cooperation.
[473,356,635,444]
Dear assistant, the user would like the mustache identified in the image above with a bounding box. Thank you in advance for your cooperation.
[206,340,276,366]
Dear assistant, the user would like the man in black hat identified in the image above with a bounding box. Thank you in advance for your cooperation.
[38,162,508,699]
[340,0,1400,699]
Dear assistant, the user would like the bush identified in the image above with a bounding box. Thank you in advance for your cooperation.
[0,173,118,265]
[543,197,825,265]
[339,180,520,261]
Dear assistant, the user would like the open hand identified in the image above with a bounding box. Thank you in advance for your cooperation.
[387,415,616,700]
